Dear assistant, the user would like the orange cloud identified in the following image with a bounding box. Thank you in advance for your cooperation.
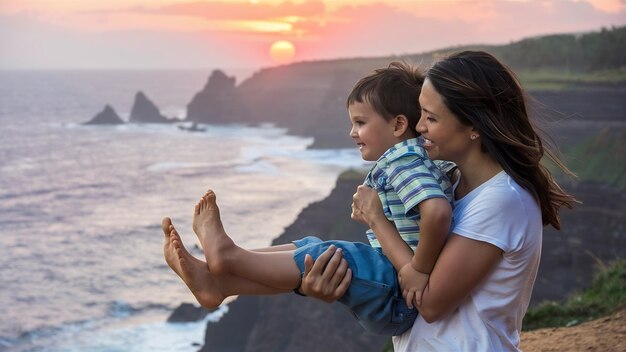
[149,0,326,20]
[93,0,331,35]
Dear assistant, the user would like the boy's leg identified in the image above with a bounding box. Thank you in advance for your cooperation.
[251,235,322,252]
[293,240,417,335]
[251,243,297,252]
[162,218,289,309]
[191,190,302,290]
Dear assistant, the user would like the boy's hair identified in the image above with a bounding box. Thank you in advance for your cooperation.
[346,62,425,132]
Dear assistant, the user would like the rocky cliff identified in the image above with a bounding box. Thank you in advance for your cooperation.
[185,60,625,150]
[185,58,413,148]
[186,70,248,125]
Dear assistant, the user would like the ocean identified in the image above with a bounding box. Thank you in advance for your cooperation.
[0,70,368,351]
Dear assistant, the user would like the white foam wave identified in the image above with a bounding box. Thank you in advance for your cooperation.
[42,306,229,352]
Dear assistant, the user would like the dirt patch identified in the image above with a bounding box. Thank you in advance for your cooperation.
[521,308,626,352]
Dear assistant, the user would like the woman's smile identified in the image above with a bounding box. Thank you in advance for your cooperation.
[421,137,434,148]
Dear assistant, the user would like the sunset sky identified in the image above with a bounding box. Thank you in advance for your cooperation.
[1,0,624,70]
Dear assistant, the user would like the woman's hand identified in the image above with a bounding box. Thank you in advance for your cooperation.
[299,246,352,303]
[351,185,386,227]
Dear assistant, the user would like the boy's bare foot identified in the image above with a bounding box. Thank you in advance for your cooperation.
[192,190,236,274]
[163,217,183,275]
[162,217,225,309]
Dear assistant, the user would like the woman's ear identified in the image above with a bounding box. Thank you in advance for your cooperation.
[393,114,410,137]
[470,126,480,140]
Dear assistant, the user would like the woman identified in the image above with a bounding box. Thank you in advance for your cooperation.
[301,50,577,351]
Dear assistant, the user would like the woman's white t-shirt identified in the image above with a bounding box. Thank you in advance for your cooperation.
[393,171,542,352]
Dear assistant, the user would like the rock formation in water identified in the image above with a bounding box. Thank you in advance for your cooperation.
[129,91,170,123]
[186,70,248,124]
[167,303,215,323]
[84,104,124,125]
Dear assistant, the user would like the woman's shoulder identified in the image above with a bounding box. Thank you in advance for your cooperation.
[453,172,541,252]
[468,172,531,203]
[490,172,537,208]
[458,172,539,222]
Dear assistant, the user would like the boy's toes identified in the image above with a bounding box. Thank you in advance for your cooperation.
[162,217,172,236]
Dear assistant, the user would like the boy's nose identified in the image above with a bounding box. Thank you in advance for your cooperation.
[349,127,357,138]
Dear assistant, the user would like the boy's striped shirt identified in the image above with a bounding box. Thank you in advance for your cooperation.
[364,138,453,251]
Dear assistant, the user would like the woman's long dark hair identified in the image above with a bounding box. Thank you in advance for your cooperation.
[426,50,578,229]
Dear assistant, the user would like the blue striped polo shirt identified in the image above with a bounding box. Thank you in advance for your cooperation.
[363,138,454,251]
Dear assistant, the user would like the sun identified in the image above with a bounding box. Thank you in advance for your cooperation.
[269,40,296,65]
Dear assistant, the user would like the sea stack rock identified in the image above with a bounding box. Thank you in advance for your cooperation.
[167,303,214,323]
[186,70,247,124]
[84,104,124,125]
[129,91,170,123]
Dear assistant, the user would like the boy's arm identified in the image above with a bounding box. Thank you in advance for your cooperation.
[367,213,414,271]
[399,197,451,308]
[354,191,451,274]
[411,197,452,274]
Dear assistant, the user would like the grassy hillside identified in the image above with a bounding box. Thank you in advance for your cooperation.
[497,26,626,73]
[523,259,626,331]
[410,26,626,90]
[516,68,626,90]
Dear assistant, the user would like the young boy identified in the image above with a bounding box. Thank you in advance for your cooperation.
[162,62,453,336]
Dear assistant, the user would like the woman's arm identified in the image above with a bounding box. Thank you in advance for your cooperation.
[418,234,501,322]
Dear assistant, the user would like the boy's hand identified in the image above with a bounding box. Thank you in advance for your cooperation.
[351,185,386,227]
[398,263,430,309]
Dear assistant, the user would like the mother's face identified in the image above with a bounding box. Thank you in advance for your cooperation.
[416,79,475,163]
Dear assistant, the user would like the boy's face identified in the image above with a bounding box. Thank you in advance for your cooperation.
[348,101,400,161]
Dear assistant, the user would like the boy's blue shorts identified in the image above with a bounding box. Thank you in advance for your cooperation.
[293,236,417,336]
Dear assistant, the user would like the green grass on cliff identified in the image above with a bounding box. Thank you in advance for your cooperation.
[518,67,626,91]
[523,259,626,331]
